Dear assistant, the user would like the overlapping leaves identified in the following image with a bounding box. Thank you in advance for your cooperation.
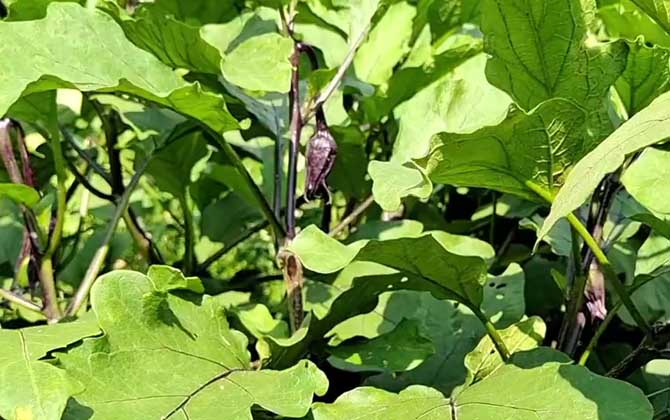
[58,266,328,419]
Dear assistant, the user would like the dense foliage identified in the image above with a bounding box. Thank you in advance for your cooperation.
[2,0,670,418]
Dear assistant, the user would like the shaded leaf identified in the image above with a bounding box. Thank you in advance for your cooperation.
[328,319,435,373]
[289,225,488,305]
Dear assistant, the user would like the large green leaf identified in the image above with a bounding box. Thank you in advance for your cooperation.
[58,269,328,419]
[289,225,489,305]
[540,91,670,242]
[368,160,432,212]
[481,263,526,328]
[312,350,653,420]
[0,320,100,420]
[103,2,222,74]
[137,0,240,24]
[336,290,486,395]
[425,99,590,201]
[220,33,294,93]
[481,0,628,111]
[628,0,670,35]
[391,54,512,162]
[0,3,239,133]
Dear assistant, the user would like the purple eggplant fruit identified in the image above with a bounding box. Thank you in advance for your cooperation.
[304,109,337,203]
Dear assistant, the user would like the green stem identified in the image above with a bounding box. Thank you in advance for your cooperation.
[179,193,195,275]
[557,227,587,352]
[65,158,150,317]
[39,258,62,322]
[0,288,43,314]
[525,180,652,337]
[122,210,150,262]
[46,132,67,257]
[471,305,510,361]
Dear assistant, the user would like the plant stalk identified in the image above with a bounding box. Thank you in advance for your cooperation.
[65,158,150,316]
[179,193,195,275]
[0,288,43,314]
[525,181,652,337]
[470,303,511,361]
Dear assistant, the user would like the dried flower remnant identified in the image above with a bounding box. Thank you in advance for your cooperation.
[304,109,337,203]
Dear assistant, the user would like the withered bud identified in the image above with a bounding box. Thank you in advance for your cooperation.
[304,109,337,202]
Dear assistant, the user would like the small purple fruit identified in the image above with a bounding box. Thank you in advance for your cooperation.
[304,109,337,202]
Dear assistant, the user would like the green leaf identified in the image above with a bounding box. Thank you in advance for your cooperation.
[200,193,263,244]
[354,1,416,85]
[328,319,435,373]
[599,0,670,48]
[424,99,590,201]
[391,54,512,162]
[145,132,208,197]
[368,160,432,212]
[59,269,328,419]
[328,126,372,199]
[616,42,670,116]
[334,290,486,395]
[540,91,670,243]
[146,265,204,293]
[520,215,573,257]
[137,0,239,25]
[462,317,545,387]
[0,320,100,420]
[362,42,483,122]
[313,353,653,420]
[481,263,526,328]
[102,2,222,74]
[481,0,628,111]
[221,33,294,93]
[312,386,453,419]
[0,183,40,207]
[289,225,489,305]
[622,147,670,215]
[0,3,239,134]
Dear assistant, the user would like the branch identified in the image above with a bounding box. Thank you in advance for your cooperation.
[179,194,195,275]
[302,22,372,124]
[285,46,303,240]
[329,195,375,236]
[64,159,114,201]
[65,158,150,316]
[0,288,43,314]
[61,128,112,184]
[197,221,268,273]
